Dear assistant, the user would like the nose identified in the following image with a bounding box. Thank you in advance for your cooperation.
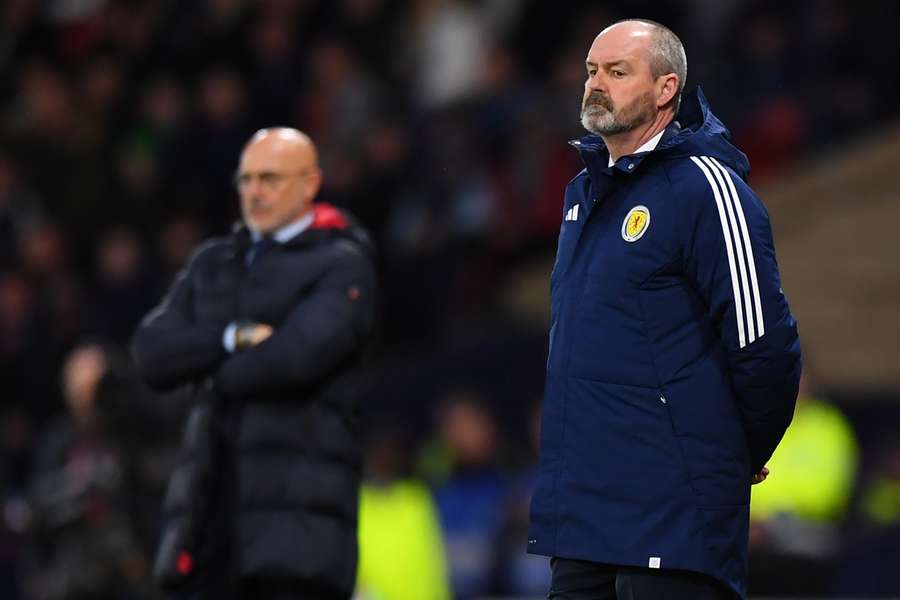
[586,70,607,93]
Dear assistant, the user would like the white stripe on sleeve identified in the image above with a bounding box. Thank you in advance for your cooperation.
[690,156,747,348]
[709,157,765,338]
[701,156,756,344]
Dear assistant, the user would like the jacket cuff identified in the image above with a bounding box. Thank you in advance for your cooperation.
[222,322,239,353]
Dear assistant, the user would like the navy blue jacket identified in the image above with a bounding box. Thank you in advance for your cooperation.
[527,88,801,598]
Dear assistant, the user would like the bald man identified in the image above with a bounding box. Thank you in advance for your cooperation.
[527,20,800,600]
[133,128,377,599]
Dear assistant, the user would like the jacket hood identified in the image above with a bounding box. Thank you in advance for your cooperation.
[574,86,750,181]
[659,86,750,180]
[306,203,377,257]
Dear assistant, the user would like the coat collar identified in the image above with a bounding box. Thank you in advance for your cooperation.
[568,86,750,181]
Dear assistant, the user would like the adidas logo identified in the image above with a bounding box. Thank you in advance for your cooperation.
[565,205,580,222]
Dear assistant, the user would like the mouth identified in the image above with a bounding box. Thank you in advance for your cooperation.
[584,94,613,112]
[247,202,271,215]
[245,204,273,224]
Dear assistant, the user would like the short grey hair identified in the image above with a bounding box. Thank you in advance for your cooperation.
[613,19,687,112]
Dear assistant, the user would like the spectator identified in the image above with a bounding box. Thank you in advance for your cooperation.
[85,227,158,345]
[356,430,451,600]
[748,372,860,596]
[498,401,550,596]
[0,152,44,267]
[429,391,507,599]
[27,343,153,600]
[832,439,900,596]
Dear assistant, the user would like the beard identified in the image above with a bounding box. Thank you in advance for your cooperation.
[581,90,657,136]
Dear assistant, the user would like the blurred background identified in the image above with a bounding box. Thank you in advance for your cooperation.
[0,0,899,598]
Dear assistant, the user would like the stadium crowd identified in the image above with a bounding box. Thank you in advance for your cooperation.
[1,0,899,598]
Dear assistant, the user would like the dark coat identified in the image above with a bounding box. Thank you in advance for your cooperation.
[133,204,377,597]
[527,88,801,598]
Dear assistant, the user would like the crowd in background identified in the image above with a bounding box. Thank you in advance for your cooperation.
[1,0,900,598]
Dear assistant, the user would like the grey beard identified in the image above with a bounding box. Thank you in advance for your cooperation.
[581,104,633,136]
[581,91,657,136]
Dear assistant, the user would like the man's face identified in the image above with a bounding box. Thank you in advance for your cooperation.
[235,134,321,235]
[581,24,659,136]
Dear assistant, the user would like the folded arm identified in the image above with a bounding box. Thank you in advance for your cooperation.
[214,248,376,400]
[132,247,228,389]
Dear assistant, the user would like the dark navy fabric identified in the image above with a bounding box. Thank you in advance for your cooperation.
[527,88,801,599]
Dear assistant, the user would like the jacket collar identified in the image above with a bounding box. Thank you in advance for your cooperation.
[233,203,350,246]
[229,203,374,261]
[607,128,666,168]
[568,86,750,181]
[248,211,315,243]
[570,120,681,180]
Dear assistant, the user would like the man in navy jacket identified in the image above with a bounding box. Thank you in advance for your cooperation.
[527,19,801,600]
[133,128,377,599]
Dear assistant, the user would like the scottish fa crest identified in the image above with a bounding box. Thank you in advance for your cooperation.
[622,205,650,242]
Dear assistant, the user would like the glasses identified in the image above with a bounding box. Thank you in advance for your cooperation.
[232,169,311,191]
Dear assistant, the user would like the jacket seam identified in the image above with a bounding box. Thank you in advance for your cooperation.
[659,159,686,266]
[634,285,702,501]
[552,288,578,554]
[551,375,570,555]
[633,287,664,397]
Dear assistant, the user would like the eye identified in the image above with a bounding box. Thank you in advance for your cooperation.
[259,172,281,186]
[612,69,626,78]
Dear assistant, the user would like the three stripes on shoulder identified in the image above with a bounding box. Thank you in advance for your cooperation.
[689,156,765,349]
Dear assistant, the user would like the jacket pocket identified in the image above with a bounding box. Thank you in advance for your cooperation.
[562,377,694,506]
[658,391,702,499]
[660,387,751,507]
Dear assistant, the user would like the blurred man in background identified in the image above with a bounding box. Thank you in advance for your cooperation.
[430,392,507,599]
[527,19,801,599]
[28,341,175,600]
[132,128,377,600]
[29,343,144,600]
[355,428,451,600]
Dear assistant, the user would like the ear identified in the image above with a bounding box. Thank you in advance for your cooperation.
[657,73,679,108]
[306,167,324,199]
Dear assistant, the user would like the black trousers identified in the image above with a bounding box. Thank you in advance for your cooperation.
[549,557,736,600]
